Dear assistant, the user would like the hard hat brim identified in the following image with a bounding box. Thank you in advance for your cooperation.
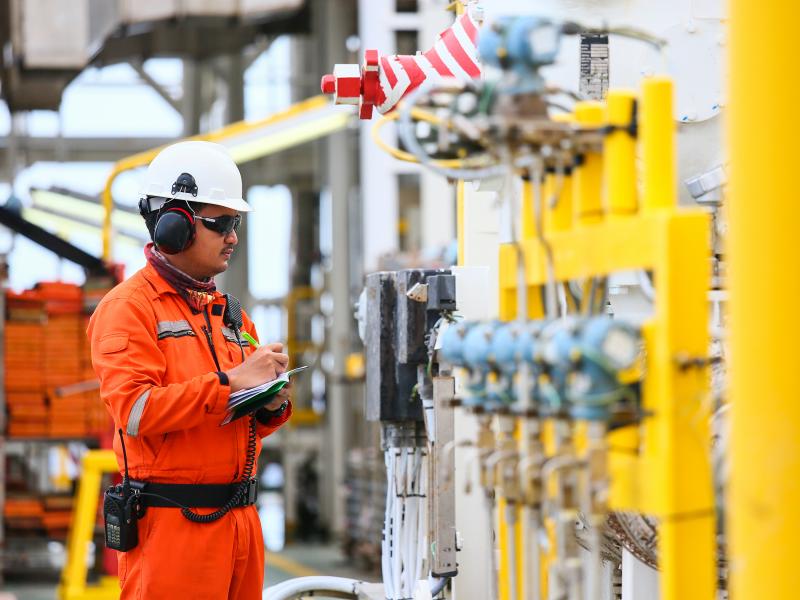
[166,191,253,212]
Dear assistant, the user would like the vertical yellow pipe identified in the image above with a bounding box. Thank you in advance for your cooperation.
[522,178,536,240]
[641,77,676,211]
[542,173,555,234]
[545,169,573,232]
[573,102,604,224]
[728,2,800,599]
[547,113,574,232]
[604,90,638,216]
[60,451,118,598]
[497,495,510,600]
[101,174,117,260]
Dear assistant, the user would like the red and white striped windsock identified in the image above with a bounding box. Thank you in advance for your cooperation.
[321,9,483,120]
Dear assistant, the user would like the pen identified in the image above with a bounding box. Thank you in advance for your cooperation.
[240,331,260,348]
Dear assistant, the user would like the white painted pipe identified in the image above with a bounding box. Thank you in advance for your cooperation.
[263,576,364,600]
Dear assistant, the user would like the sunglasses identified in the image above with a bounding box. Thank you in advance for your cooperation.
[195,213,242,236]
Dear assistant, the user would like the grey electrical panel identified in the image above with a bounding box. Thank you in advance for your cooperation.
[364,269,456,422]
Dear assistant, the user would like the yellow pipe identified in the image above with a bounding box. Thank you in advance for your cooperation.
[285,285,318,370]
[101,95,334,259]
[603,90,638,216]
[60,450,118,600]
[371,108,480,168]
[547,114,574,232]
[542,173,555,234]
[497,496,510,600]
[573,102,604,224]
[543,170,574,233]
[641,77,676,210]
[521,178,536,240]
[727,1,800,599]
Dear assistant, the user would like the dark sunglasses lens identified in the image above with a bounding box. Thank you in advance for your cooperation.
[203,215,241,235]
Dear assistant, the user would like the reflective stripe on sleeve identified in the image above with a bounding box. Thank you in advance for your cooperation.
[127,389,151,437]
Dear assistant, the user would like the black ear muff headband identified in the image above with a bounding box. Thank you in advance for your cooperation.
[141,173,200,255]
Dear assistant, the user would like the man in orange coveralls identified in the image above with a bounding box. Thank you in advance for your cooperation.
[88,141,292,599]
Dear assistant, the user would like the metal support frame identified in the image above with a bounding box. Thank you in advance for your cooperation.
[429,376,458,577]
[129,60,182,115]
[493,78,715,600]
[58,450,119,600]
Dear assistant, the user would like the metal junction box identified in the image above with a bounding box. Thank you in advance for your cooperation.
[364,269,456,422]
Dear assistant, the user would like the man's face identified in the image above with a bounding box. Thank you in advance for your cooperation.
[169,204,240,280]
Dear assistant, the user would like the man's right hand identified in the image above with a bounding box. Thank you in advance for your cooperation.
[225,342,289,393]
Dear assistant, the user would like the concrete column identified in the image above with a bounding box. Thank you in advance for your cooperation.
[223,53,245,124]
[319,0,357,537]
[358,0,398,271]
[182,59,202,137]
[452,185,500,600]
[215,53,251,307]
[418,0,457,254]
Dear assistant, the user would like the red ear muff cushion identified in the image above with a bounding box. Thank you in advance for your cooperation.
[154,208,195,254]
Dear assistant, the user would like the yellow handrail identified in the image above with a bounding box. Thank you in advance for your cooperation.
[59,450,120,600]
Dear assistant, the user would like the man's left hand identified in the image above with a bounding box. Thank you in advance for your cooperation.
[263,382,291,411]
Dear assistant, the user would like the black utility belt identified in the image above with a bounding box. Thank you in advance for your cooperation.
[129,478,258,509]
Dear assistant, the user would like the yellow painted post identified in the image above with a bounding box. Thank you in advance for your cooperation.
[573,102,604,224]
[727,1,800,599]
[643,212,715,600]
[606,425,640,509]
[603,90,638,216]
[641,77,676,211]
[60,450,119,600]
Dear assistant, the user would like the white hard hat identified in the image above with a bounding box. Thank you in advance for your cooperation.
[140,141,252,212]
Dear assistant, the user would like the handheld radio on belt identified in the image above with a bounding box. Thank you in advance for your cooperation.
[102,294,260,549]
[103,429,145,552]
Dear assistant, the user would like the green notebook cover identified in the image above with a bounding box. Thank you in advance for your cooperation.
[222,365,308,425]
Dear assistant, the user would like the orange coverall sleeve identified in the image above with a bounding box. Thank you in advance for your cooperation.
[241,310,292,437]
[89,296,230,437]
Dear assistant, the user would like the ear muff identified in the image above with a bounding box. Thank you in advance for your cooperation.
[153,205,195,255]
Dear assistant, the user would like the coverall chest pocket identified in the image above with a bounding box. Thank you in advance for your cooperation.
[155,319,204,372]
[221,326,252,363]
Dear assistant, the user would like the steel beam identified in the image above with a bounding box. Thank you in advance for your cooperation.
[0,136,174,168]
[130,60,182,115]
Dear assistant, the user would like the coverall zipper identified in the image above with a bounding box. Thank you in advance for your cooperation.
[202,304,243,478]
[201,307,221,371]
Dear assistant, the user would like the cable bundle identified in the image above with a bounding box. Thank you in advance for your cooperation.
[382,446,428,599]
